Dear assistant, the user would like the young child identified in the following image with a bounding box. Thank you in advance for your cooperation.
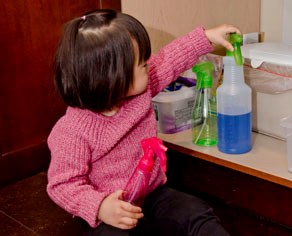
[47,9,240,236]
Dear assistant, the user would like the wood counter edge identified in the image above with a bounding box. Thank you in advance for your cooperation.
[163,141,292,189]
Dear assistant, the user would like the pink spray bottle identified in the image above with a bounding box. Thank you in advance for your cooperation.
[122,137,167,206]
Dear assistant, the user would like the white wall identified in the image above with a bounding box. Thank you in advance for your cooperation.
[261,0,292,43]
[282,0,292,44]
[260,0,283,42]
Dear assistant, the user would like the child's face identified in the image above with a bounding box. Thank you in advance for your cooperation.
[126,41,149,97]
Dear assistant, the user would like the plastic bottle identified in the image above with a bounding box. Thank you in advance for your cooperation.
[216,34,252,154]
[191,61,217,146]
[122,137,167,206]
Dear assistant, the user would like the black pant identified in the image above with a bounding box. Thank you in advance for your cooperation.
[81,186,230,236]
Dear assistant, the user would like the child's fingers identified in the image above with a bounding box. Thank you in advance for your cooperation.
[121,209,144,220]
[120,200,143,213]
[227,26,241,34]
[222,24,241,35]
[119,201,144,220]
[220,40,234,52]
[117,217,139,230]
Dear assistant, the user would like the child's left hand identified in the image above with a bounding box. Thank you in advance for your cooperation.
[205,24,241,52]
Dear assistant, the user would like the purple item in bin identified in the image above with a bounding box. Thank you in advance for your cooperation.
[176,76,197,87]
[160,116,192,134]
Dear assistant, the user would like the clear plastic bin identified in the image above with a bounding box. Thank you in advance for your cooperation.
[280,116,292,173]
[241,42,292,139]
[152,86,197,134]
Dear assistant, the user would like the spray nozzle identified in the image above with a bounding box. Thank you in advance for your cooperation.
[226,33,243,65]
[141,137,168,172]
[192,61,214,89]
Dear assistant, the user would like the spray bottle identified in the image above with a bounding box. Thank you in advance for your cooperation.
[216,33,252,154]
[191,61,217,146]
[122,137,167,206]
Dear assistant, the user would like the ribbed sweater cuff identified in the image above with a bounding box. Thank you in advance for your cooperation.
[188,26,214,57]
[77,191,108,228]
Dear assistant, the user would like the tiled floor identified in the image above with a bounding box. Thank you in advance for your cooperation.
[0,172,82,236]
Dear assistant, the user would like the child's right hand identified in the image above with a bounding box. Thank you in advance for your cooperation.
[97,190,144,229]
[205,24,241,52]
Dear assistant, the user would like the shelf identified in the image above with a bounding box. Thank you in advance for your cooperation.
[159,130,292,188]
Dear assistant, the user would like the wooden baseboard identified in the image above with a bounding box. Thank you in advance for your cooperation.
[0,141,50,188]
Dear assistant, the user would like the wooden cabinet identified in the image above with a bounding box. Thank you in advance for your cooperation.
[166,149,292,235]
[159,129,292,235]
[0,0,121,187]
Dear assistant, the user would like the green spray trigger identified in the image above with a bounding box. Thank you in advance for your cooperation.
[192,61,214,90]
[226,33,243,65]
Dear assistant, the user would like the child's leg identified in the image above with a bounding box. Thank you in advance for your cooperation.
[79,217,156,236]
[143,186,230,236]
[79,219,130,236]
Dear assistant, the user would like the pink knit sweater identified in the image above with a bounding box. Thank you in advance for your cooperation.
[47,27,213,228]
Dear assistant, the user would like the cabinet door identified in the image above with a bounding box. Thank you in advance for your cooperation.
[0,0,121,187]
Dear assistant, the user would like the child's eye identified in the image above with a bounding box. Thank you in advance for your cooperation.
[143,63,148,68]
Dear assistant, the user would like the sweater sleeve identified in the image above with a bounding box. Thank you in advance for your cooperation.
[148,26,213,96]
[46,121,106,228]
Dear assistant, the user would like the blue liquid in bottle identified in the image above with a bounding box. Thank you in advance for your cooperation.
[217,112,252,154]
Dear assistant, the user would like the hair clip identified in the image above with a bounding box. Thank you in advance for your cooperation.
[81,15,86,21]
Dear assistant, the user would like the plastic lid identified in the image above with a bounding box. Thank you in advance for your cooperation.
[226,33,243,65]
[241,42,292,68]
[192,61,214,89]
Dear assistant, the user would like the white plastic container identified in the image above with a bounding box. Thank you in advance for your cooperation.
[280,116,292,173]
[241,42,292,139]
[152,86,197,134]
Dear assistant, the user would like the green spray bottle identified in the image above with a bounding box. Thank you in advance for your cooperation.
[191,61,217,146]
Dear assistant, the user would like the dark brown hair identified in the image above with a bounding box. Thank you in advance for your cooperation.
[54,9,151,112]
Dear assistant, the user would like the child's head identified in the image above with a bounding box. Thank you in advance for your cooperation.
[54,9,151,112]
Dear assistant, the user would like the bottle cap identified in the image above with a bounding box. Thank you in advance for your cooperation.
[226,33,243,65]
[192,61,214,89]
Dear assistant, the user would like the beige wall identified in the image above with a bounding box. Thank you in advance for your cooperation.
[122,0,260,53]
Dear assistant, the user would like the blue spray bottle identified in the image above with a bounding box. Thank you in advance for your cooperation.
[216,33,252,154]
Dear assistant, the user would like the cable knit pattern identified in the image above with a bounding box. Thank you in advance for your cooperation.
[47,27,213,228]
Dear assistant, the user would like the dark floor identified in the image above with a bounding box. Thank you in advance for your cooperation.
[1,172,291,236]
[0,172,82,236]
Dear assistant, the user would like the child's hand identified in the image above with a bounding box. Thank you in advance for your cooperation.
[205,24,241,52]
[98,190,144,230]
